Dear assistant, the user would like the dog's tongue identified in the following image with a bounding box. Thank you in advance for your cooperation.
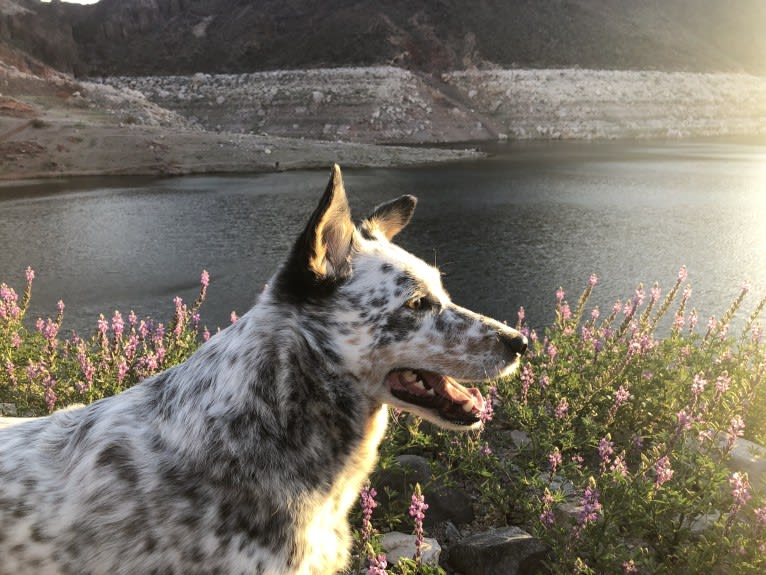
[421,372,485,414]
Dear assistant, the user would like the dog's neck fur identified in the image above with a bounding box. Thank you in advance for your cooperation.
[152,285,384,486]
[136,285,387,572]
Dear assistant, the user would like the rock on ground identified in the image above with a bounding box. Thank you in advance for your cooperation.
[380,532,441,566]
[448,526,549,575]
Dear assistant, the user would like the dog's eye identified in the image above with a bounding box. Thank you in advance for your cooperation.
[406,296,428,311]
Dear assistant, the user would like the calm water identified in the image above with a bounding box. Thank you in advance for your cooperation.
[1,139,765,336]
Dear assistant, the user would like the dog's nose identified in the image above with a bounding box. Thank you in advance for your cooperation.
[502,332,528,357]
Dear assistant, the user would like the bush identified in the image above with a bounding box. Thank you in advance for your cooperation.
[2,266,764,574]
[0,267,210,415]
[353,268,766,575]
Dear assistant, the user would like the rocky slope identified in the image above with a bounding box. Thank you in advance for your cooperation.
[0,51,481,180]
[100,67,766,144]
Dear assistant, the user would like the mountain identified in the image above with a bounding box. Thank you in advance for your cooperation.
[3,0,766,76]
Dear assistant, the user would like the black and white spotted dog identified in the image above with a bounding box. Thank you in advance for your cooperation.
[0,165,527,575]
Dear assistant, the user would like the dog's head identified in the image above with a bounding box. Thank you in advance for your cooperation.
[275,165,526,430]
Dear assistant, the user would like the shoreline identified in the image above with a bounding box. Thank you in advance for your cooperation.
[1,64,765,182]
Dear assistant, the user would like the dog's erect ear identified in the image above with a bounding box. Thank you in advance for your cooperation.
[361,195,417,241]
[277,164,355,300]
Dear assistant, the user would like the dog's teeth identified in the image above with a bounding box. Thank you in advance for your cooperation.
[461,402,475,412]
[402,370,418,383]
[425,388,436,396]
[412,380,427,392]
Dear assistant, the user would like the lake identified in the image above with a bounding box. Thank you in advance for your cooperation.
[1,138,764,337]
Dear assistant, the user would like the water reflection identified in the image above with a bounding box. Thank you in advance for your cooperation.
[0,139,764,335]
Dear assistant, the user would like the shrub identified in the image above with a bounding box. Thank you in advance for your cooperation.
[353,268,766,574]
[0,267,210,415]
[2,266,764,574]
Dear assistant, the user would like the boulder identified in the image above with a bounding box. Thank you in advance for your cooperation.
[380,531,441,565]
[448,526,548,575]
[728,438,766,492]
[374,454,475,526]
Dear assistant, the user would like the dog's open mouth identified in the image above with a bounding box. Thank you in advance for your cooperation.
[384,369,486,426]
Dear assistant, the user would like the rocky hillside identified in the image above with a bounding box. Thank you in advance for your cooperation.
[101,68,766,143]
[4,0,766,77]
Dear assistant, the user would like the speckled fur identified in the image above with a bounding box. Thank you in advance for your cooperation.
[0,165,525,575]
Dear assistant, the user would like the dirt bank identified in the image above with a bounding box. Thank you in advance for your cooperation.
[0,62,482,181]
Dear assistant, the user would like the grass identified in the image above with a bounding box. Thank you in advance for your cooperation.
[1,266,765,574]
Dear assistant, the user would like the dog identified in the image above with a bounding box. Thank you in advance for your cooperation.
[0,165,527,575]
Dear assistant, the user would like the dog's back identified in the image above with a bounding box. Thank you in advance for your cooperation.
[0,165,525,574]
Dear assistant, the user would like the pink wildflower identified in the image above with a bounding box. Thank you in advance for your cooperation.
[676,409,693,432]
[520,364,534,403]
[44,382,57,412]
[691,373,707,400]
[116,359,129,384]
[230,311,238,324]
[201,269,210,288]
[97,314,109,337]
[4,360,17,387]
[688,309,698,331]
[556,287,565,302]
[714,372,731,399]
[554,397,569,420]
[650,284,661,304]
[112,311,124,340]
[480,386,495,423]
[677,265,688,283]
[539,491,556,528]
[610,453,628,478]
[589,274,598,287]
[152,323,165,344]
[25,266,35,283]
[360,483,378,544]
[729,472,751,507]
[548,447,562,475]
[598,436,614,468]
[517,306,525,325]
[727,415,746,451]
[623,560,638,574]
[367,554,388,575]
[633,285,645,308]
[560,302,572,321]
[409,485,429,564]
[578,480,602,526]
[613,385,631,408]
[654,456,674,487]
